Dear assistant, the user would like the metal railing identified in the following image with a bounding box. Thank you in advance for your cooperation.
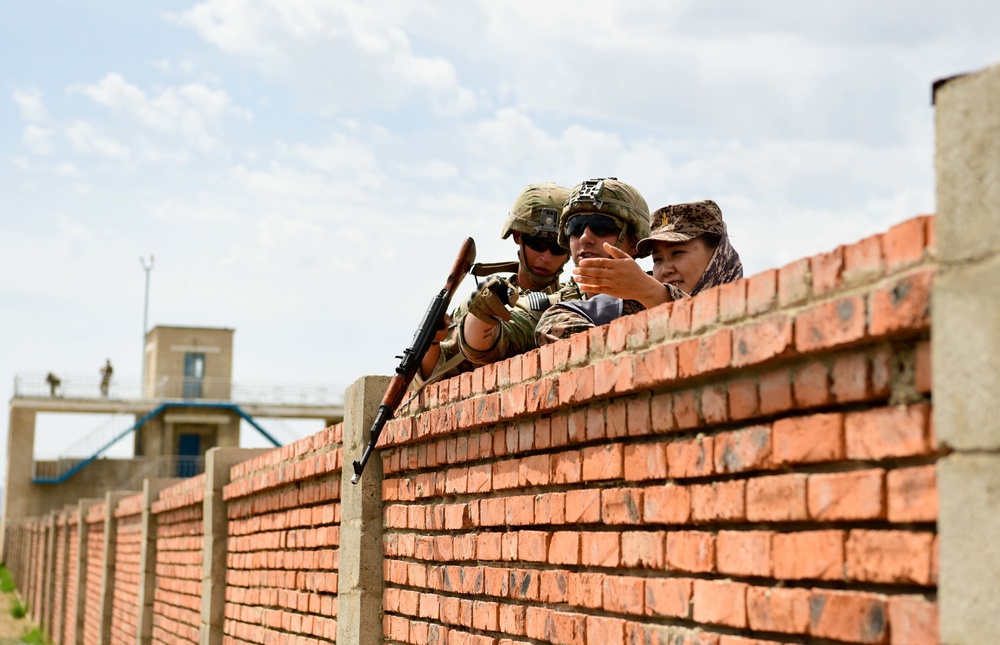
[115,456,207,490]
[13,372,344,406]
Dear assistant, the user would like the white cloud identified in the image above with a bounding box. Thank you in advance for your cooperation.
[13,88,48,122]
[70,72,251,150]
[65,121,131,159]
[54,162,80,176]
[21,125,56,155]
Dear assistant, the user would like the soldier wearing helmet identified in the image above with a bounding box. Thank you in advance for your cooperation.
[461,177,651,363]
[415,183,571,386]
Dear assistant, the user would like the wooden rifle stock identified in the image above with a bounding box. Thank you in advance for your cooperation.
[351,237,477,484]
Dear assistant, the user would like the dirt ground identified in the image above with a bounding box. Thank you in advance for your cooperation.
[0,589,39,644]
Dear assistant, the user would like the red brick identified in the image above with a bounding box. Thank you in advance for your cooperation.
[603,575,645,615]
[808,469,885,521]
[700,385,728,426]
[643,485,691,525]
[473,600,499,631]
[635,344,678,391]
[672,390,701,430]
[811,245,844,296]
[671,297,693,334]
[535,492,566,525]
[602,488,643,524]
[713,425,772,474]
[914,340,931,394]
[846,529,935,585]
[595,358,632,397]
[626,394,652,437]
[883,216,927,271]
[678,330,733,378]
[772,530,844,580]
[887,465,937,523]
[626,309,649,350]
[492,459,519,490]
[582,444,624,481]
[716,530,773,577]
[719,279,747,322]
[551,451,582,485]
[667,436,714,479]
[586,404,607,441]
[732,315,793,368]
[650,392,675,433]
[527,608,586,645]
[795,295,867,352]
[772,412,845,465]
[831,352,871,402]
[569,331,589,366]
[526,377,558,414]
[607,315,630,353]
[887,595,938,645]
[809,590,887,644]
[746,269,777,316]
[518,530,549,563]
[845,404,930,460]
[539,570,569,604]
[499,604,526,637]
[622,531,666,569]
[506,495,534,526]
[778,257,810,307]
[793,360,831,407]
[645,301,672,343]
[608,400,628,439]
[477,533,502,560]
[565,489,601,523]
[693,579,747,628]
[727,377,759,421]
[586,616,626,645]
[502,532,518,561]
[746,586,810,634]
[758,368,793,415]
[843,233,884,285]
[581,532,620,567]
[868,270,932,336]
[644,577,693,619]
[691,286,720,332]
[624,443,667,482]
[691,480,745,523]
[666,531,715,573]
[567,572,603,608]
[746,474,808,522]
[559,366,594,407]
[519,453,550,487]
[628,624,720,645]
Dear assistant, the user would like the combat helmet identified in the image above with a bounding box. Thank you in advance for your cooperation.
[558,178,651,255]
[501,182,571,241]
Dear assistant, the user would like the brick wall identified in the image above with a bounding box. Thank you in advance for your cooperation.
[110,494,143,645]
[83,502,106,645]
[221,424,344,645]
[51,510,69,645]
[64,512,80,645]
[377,215,937,645]
[0,215,941,645]
[151,474,206,645]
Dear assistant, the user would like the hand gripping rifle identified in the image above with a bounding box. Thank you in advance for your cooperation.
[351,237,477,484]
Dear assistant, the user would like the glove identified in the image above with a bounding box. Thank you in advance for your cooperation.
[466,277,518,323]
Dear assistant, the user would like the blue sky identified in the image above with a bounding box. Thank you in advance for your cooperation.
[2,1,998,477]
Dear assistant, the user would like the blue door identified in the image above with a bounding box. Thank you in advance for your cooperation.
[177,434,201,477]
[183,353,205,398]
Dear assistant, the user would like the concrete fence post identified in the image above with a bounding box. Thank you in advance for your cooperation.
[933,62,1000,644]
[200,448,269,645]
[135,478,181,645]
[73,498,102,645]
[97,491,134,645]
[338,375,391,645]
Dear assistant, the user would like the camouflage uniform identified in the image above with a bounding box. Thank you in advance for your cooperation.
[535,199,743,346]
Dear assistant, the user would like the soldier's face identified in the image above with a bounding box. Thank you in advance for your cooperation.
[569,225,638,265]
[651,237,714,295]
[513,232,568,278]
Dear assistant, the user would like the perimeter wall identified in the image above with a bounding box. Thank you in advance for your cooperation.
[3,61,999,645]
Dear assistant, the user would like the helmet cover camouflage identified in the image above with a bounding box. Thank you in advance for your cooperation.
[501,183,571,240]
[636,199,726,256]
[558,177,651,250]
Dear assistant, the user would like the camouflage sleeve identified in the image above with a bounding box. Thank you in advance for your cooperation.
[458,305,539,365]
[534,304,596,346]
[408,305,471,391]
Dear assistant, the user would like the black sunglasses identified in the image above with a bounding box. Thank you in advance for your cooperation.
[566,214,623,239]
[522,234,568,255]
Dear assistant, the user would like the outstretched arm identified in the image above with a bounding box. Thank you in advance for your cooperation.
[572,243,671,309]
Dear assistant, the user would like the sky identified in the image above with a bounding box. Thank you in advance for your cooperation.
[2,1,998,481]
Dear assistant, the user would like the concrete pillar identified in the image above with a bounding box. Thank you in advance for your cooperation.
[933,62,1000,645]
[73,498,102,645]
[97,491,134,645]
[337,375,391,645]
[1,406,36,561]
[134,478,181,645]
[199,448,269,645]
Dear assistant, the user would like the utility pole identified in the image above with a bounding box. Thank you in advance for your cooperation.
[140,255,154,396]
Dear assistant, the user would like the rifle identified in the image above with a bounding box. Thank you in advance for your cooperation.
[351,237,477,484]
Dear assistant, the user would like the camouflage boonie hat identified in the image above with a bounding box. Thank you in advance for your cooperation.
[501,183,571,240]
[636,199,726,256]
[557,178,650,250]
